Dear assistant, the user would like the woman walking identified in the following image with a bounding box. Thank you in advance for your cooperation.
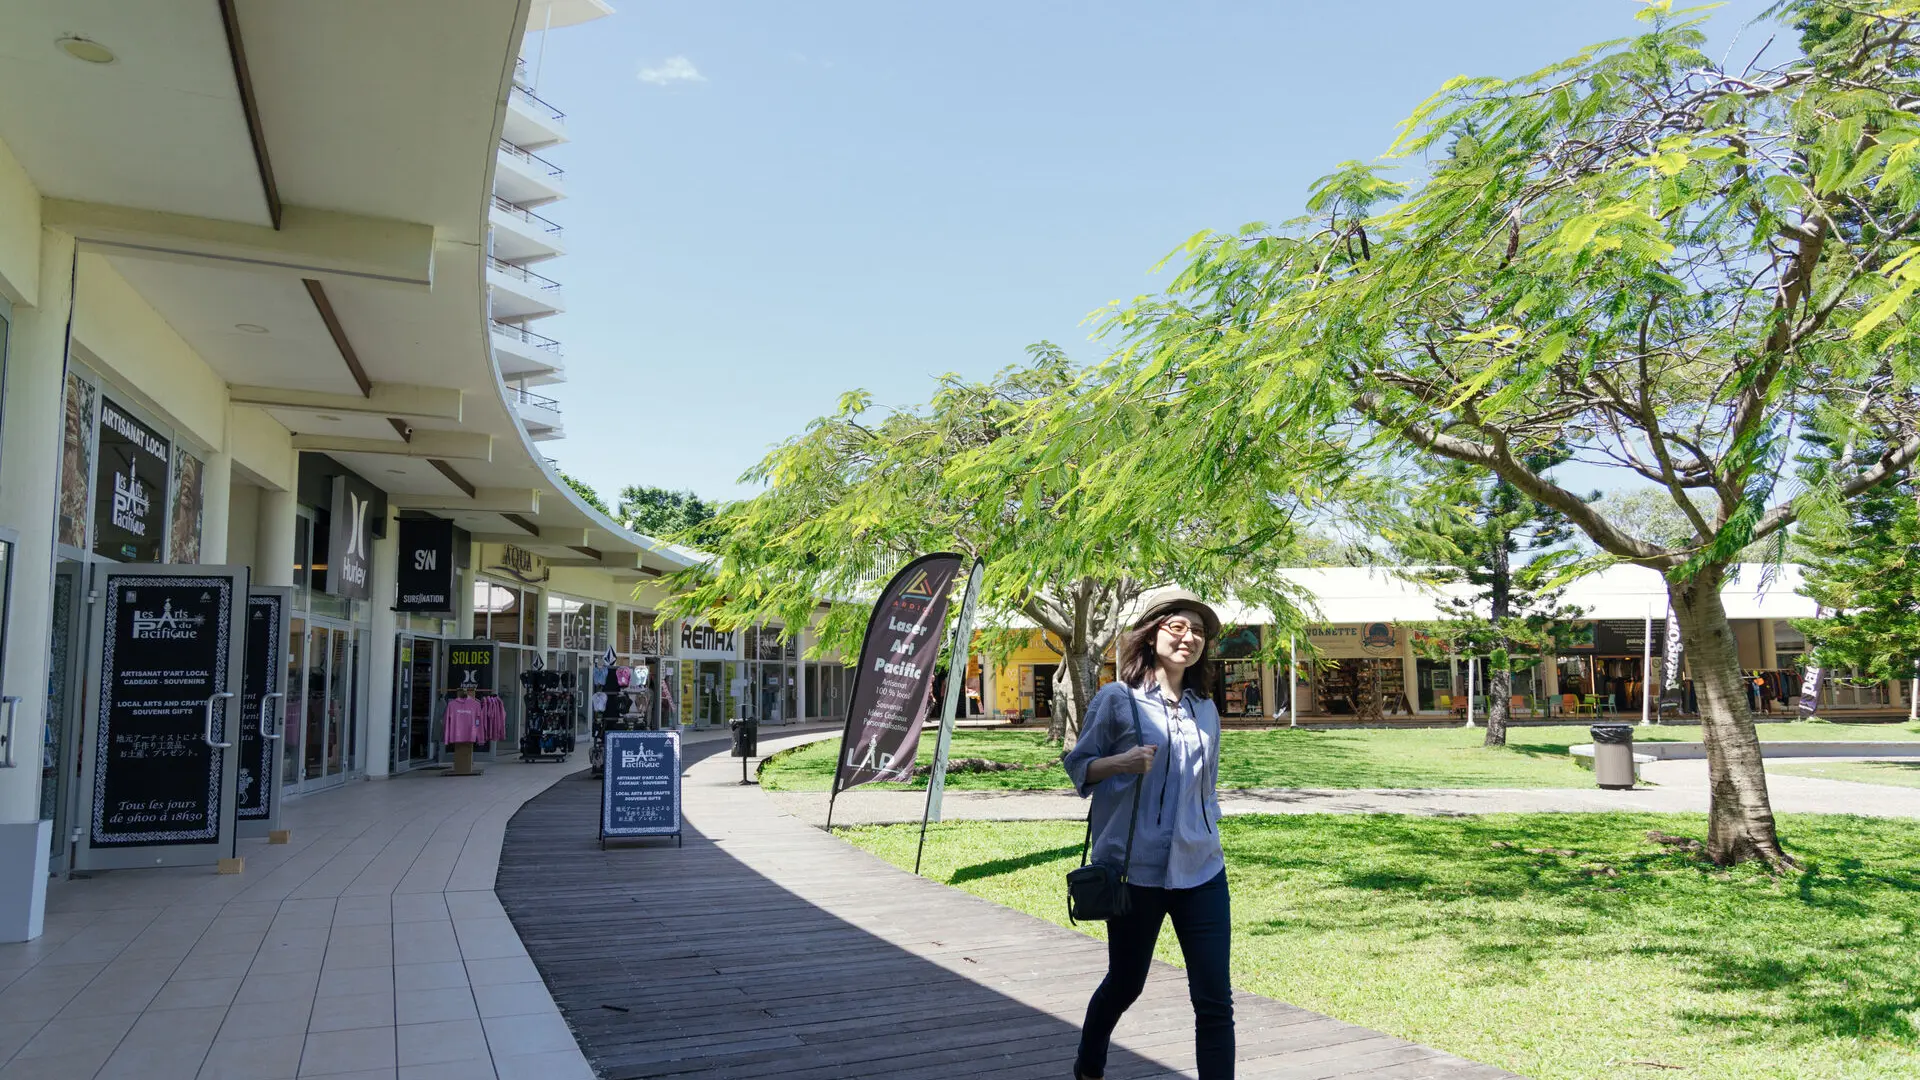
[1063,589,1233,1079]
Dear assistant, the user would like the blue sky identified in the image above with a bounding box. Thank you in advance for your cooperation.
[530,0,1781,504]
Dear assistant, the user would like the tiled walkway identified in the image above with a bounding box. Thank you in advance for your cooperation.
[0,749,647,1080]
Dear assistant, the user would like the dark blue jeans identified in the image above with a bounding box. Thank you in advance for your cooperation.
[1076,869,1233,1079]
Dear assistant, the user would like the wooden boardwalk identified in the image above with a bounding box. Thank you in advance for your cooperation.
[495,732,1521,1079]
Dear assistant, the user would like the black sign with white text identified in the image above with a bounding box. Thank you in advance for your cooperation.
[325,475,374,600]
[602,730,681,838]
[92,575,234,846]
[238,592,283,821]
[395,517,456,612]
[92,398,169,563]
[447,639,497,692]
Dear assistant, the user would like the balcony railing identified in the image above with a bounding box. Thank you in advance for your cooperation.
[498,139,564,179]
[487,256,562,291]
[491,320,563,354]
[514,56,530,86]
[510,84,566,124]
[491,195,563,237]
[508,386,563,414]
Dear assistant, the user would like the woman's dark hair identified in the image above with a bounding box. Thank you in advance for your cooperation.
[1117,612,1212,700]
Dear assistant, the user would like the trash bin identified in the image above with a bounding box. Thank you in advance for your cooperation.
[730,717,758,759]
[1590,724,1635,789]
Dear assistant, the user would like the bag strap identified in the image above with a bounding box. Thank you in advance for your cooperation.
[1078,688,1149,875]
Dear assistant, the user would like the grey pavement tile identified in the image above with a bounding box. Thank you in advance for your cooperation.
[450,936,524,963]
[120,1003,230,1049]
[392,964,467,994]
[176,949,262,980]
[460,957,537,988]
[327,908,392,930]
[323,944,396,972]
[317,966,394,999]
[298,1027,396,1075]
[387,896,447,925]
[324,926,390,951]
[152,976,246,1012]
[97,1042,214,1080]
[221,999,319,1040]
[251,946,327,976]
[191,931,270,957]
[263,927,331,952]
[217,916,278,936]
[468,982,555,1020]
[478,1012,574,1058]
[56,968,169,1017]
[197,1032,306,1080]
[237,969,321,1005]
[309,992,396,1034]
[397,1058,495,1080]
[0,1047,120,1079]
[397,1019,486,1067]
[391,935,460,968]
[490,1050,593,1080]
[439,894,501,921]
[0,1018,44,1061]
[9,1012,139,1062]
[394,988,476,1027]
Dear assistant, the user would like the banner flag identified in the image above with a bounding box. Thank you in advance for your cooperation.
[832,552,965,796]
[1663,606,1684,690]
[925,560,984,824]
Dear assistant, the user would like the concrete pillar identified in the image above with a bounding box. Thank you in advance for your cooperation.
[364,509,397,777]
[1544,656,1560,710]
[225,481,259,572]
[0,230,75,941]
[255,487,296,588]
[455,565,475,639]
[199,448,232,564]
[1757,619,1777,671]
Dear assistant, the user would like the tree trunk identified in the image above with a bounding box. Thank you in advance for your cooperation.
[1668,563,1795,870]
[1053,637,1104,744]
[1485,531,1513,747]
[1485,664,1512,747]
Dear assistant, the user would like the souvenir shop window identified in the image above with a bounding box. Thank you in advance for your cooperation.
[474,579,537,645]
[166,445,205,563]
[56,372,96,550]
[546,596,605,652]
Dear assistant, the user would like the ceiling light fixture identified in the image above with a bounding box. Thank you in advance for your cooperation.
[316,414,343,422]
[234,323,269,334]
[57,36,115,64]
[387,468,405,475]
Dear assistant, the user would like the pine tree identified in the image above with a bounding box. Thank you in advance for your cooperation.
[1795,476,1920,691]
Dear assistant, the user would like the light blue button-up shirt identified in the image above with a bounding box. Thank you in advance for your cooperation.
[1063,681,1224,890]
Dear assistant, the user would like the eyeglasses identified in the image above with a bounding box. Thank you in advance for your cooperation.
[1158,618,1206,640]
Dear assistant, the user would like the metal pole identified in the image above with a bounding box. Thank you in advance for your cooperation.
[1910,660,1918,723]
[918,561,984,875]
[1288,633,1297,727]
[1465,656,1476,728]
[1641,603,1655,725]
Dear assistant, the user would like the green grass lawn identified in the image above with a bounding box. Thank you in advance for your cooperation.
[1768,759,1920,789]
[844,813,1920,1080]
[760,721,1920,793]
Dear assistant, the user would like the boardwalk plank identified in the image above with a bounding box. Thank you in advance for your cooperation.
[496,735,1522,1079]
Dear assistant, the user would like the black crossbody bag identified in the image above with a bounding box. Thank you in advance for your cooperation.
[1066,694,1147,924]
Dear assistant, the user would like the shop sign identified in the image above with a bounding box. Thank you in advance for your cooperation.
[1592,619,1667,655]
[485,543,549,584]
[395,517,456,612]
[92,398,169,563]
[92,575,234,846]
[601,730,681,841]
[1305,622,1401,658]
[680,622,738,657]
[448,639,497,692]
[833,553,964,794]
[238,592,285,821]
[325,475,374,601]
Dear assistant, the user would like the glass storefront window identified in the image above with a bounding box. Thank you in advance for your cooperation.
[475,578,537,646]
[56,373,97,550]
[91,396,169,563]
[167,446,205,563]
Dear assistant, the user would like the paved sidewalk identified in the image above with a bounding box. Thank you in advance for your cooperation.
[763,733,1920,825]
[497,728,1518,1079]
[0,748,657,1080]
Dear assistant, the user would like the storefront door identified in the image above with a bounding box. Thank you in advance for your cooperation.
[393,635,442,771]
[696,660,724,726]
[43,562,85,872]
[286,618,361,794]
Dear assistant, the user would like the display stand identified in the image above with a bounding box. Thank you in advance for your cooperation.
[450,741,482,777]
[600,731,682,850]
